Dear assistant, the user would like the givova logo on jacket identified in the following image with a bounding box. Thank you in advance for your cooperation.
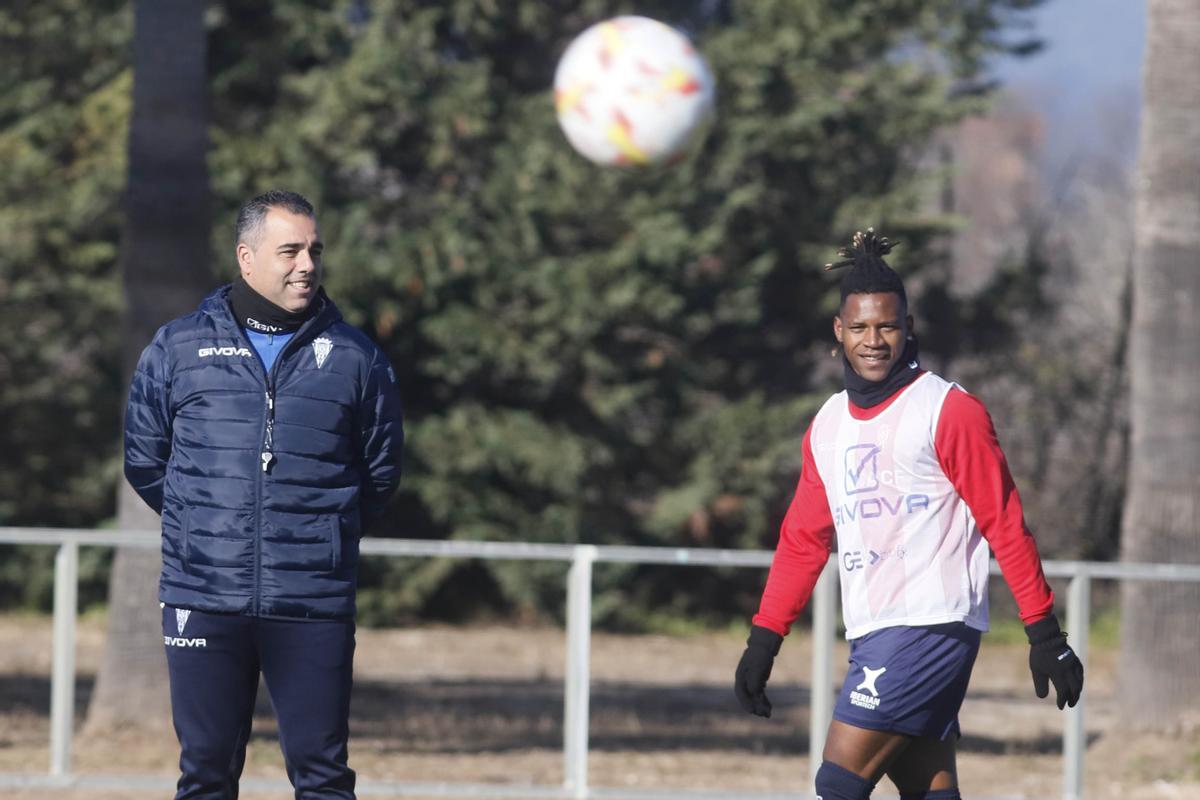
[198,345,252,358]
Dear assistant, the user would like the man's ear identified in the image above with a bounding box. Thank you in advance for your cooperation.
[832,314,844,344]
[906,314,915,338]
[236,242,253,277]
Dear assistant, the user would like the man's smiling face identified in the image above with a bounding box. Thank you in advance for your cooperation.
[237,207,323,312]
[833,292,913,382]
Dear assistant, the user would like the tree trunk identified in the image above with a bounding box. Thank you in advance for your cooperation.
[1118,0,1200,726]
[86,0,212,732]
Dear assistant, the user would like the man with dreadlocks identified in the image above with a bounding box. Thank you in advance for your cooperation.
[733,230,1083,799]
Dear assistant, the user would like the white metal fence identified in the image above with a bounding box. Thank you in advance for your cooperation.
[1,526,1199,799]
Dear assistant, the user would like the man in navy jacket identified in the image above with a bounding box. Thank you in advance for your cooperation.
[124,190,403,799]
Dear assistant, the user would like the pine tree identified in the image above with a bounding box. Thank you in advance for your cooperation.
[0,0,131,529]
[204,0,1045,624]
[0,0,131,611]
[2,0,1049,629]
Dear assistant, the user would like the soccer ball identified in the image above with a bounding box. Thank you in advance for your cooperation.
[553,16,715,166]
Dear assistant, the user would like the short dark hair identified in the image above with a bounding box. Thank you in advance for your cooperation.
[235,190,315,248]
[825,228,907,309]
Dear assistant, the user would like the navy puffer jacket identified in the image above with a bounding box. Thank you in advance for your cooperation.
[124,286,403,619]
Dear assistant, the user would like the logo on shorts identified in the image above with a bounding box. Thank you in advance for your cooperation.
[850,665,886,710]
[175,608,191,635]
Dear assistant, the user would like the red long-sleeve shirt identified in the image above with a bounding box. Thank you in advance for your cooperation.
[753,381,1054,636]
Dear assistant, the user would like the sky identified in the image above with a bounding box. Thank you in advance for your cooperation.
[991,0,1146,168]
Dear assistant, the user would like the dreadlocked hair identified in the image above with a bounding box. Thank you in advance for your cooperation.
[824,228,906,307]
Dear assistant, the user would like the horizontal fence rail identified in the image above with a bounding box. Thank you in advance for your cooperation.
[2,527,1199,800]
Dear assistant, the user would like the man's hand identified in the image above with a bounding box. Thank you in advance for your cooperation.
[734,625,783,718]
[1026,614,1084,709]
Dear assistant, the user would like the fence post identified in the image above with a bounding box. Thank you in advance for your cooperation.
[808,560,837,798]
[564,545,596,798]
[50,541,79,777]
[1063,571,1090,800]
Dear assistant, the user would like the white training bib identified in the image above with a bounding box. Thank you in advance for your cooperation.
[808,373,990,639]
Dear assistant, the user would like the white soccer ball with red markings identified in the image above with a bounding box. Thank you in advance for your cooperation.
[554,16,715,166]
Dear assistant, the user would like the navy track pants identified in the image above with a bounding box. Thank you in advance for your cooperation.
[162,605,356,799]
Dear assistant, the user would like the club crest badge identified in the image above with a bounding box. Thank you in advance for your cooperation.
[312,337,333,369]
[176,608,191,635]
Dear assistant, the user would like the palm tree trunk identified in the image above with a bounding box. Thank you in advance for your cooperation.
[86,0,212,732]
[1118,0,1200,726]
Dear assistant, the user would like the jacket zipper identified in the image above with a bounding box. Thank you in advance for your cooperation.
[262,334,277,474]
[262,389,276,473]
[256,377,278,616]
[245,335,270,617]
[239,331,284,616]
[230,306,324,616]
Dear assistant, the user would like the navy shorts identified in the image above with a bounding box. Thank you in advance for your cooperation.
[832,622,981,740]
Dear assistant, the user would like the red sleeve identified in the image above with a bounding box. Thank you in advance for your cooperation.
[935,388,1054,624]
[752,424,835,636]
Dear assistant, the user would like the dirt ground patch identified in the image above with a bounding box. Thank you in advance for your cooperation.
[0,614,1197,799]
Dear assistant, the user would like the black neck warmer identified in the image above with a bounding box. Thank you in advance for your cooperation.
[843,336,922,408]
[227,275,316,334]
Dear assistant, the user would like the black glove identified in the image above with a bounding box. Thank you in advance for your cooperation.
[734,625,783,718]
[1026,614,1084,710]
